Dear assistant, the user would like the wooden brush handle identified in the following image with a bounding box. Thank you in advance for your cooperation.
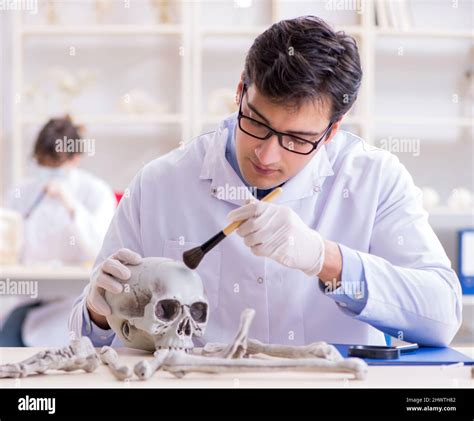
[222,187,283,236]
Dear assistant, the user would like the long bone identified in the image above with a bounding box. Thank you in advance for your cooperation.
[202,308,342,362]
[160,351,368,380]
[204,339,343,361]
[99,346,133,380]
[134,308,367,381]
[134,349,170,380]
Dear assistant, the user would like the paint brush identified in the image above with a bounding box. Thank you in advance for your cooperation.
[182,187,282,269]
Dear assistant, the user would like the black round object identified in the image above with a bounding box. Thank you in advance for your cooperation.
[348,345,400,359]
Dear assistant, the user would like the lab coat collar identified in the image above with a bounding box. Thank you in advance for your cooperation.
[199,115,334,206]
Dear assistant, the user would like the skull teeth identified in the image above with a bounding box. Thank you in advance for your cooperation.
[156,346,192,353]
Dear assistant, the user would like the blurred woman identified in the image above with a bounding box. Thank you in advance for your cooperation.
[1,116,116,346]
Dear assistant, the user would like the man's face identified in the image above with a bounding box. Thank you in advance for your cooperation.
[235,82,339,190]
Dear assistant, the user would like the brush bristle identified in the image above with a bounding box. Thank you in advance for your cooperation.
[182,247,204,269]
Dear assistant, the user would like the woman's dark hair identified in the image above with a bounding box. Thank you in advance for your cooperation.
[33,115,83,164]
[243,16,363,121]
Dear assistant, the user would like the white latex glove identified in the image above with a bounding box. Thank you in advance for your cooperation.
[86,248,142,316]
[227,200,325,276]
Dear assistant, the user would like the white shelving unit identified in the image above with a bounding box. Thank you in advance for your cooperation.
[375,117,473,127]
[21,113,183,125]
[191,1,372,138]
[10,1,192,185]
[6,0,474,191]
[20,24,184,35]
[189,1,473,146]
[462,295,474,305]
[375,28,473,38]
[429,207,474,217]
[2,1,473,311]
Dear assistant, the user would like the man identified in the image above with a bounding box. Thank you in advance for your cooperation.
[70,16,461,348]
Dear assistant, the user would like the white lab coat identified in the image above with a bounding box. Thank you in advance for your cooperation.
[70,120,462,347]
[6,168,116,265]
[5,167,116,346]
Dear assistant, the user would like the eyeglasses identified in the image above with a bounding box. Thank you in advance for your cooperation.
[237,84,334,155]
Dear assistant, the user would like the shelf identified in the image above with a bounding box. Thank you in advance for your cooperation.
[8,2,474,189]
[0,265,91,281]
[22,114,184,125]
[375,28,474,39]
[375,117,473,127]
[22,113,474,127]
[462,295,474,305]
[199,115,362,126]
[199,25,363,37]
[200,25,270,36]
[199,27,472,40]
[428,207,474,218]
[20,24,183,36]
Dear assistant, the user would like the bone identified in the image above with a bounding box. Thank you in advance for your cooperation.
[99,258,371,384]
[0,337,99,378]
[246,339,344,361]
[134,349,170,380]
[161,351,368,380]
[203,339,343,361]
[99,347,132,380]
[204,308,255,359]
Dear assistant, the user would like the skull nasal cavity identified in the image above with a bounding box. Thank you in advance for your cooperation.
[177,318,191,336]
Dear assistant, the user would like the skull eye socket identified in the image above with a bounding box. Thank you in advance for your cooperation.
[155,299,181,322]
[190,302,208,323]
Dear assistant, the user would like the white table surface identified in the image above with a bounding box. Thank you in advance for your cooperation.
[0,346,472,389]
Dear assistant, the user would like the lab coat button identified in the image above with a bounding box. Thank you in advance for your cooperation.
[313,186,321,193]
[257,277,264,284]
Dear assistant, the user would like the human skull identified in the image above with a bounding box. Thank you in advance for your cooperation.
[105,257,209,353]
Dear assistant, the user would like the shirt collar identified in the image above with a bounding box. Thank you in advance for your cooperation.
[200,113,334,206]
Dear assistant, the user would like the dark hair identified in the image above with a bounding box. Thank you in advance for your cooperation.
[243,16,362,121]
[33,115,83,164]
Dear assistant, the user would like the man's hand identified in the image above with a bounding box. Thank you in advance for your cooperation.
[227,200,326,277]
[86,248,142,329]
